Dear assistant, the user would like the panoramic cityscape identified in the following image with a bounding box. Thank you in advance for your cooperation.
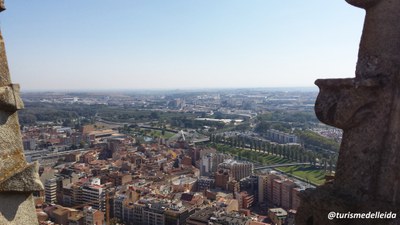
[3,0,400,225]
[19,89,339,225]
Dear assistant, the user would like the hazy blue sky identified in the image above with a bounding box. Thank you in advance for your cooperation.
[2,0,365,91]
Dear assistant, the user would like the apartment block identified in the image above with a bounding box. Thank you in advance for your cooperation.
[218,159,253,181]
[45,178,57,204]
[266,129,298,144]
[281,180,297,209]
[291,187,302,210]
[266,173,280,204]
[83,206,104,225]
[272,179,283,206]
[258,175,268,204]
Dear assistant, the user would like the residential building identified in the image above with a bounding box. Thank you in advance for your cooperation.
[281,180,297,209]
[83,206,104,225]
[197,177,215,191]
[291,187,303,210]
[258,175,268,204]
[266,173,281,204]
[268,208,287,225]
[272,179,283,206]
[215,169,231,190]
[218,159,253,181]
[45,178,57,204]
[81,178,106,212]
[266,129,298,144]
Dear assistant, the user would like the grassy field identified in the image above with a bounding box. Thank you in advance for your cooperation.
[276,165,326,185]
[257,154,292,165]
[139,128,176,139]
[147,129,176,139]
[211,143,326,186]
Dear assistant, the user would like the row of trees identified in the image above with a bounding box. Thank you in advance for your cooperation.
[19,102,99,126]
[209,134,336,173]
[256,111,319,124]
[295,130,340,153]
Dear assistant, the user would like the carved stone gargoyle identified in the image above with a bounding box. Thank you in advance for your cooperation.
[296,0,400,224]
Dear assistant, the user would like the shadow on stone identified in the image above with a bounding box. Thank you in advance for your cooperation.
[0,192,30,222]
[0,111,10,125]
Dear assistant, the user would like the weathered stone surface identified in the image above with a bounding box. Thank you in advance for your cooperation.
[296,184,400,225]
[0,193,38,225]
[0,2,41,225]
[345,0,380,9]
[297,1,400,224]
[0,84,24,112]
[0,162,43,192]
[0,31,11,87]
[0,29,28,185]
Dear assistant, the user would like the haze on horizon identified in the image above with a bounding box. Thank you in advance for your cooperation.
[3,0,364,91]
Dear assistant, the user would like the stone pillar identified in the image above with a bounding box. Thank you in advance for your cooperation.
[296,1,400,224]
[0,1,43,224]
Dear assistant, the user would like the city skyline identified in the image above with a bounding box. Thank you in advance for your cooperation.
[3,0,364,91]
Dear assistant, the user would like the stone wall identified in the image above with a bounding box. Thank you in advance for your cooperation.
[0,1,43,224]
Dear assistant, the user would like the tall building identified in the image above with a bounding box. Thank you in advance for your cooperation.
[291,187,303,210]
[45,178,57,204]
[272,179,283,206]
[239,176,259,203]
[266,173,281,204]
[200,153,213,176]
[62,182,84,207]
[258,175,268,204]
[281,180,297,209]
[215,169,231,190]
[200,153,232,176]
[218,159,253,181]
[81,178,106,212]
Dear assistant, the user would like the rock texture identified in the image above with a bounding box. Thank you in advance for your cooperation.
[296,1,400,224]
[0,1,43,224]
